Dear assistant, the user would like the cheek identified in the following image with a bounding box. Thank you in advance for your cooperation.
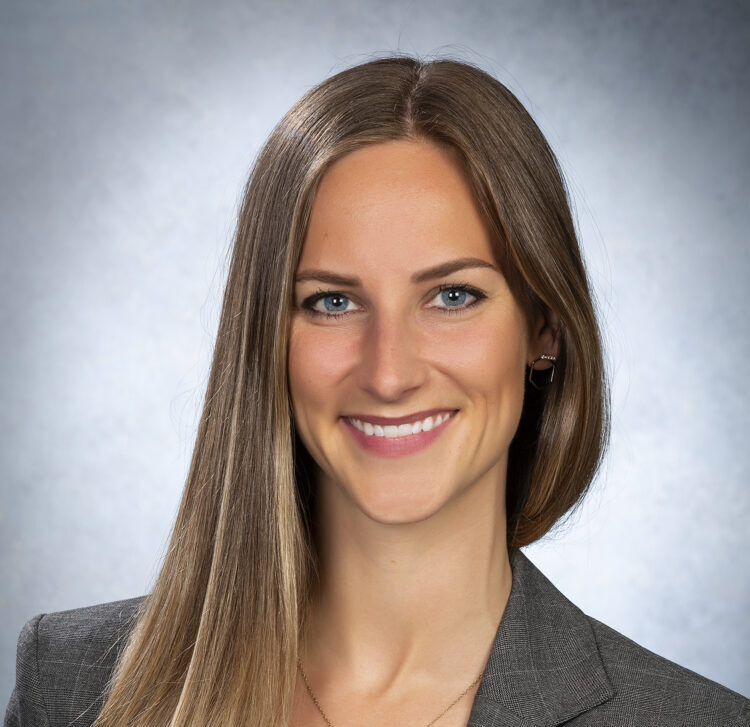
[287,322,357,419]
[426,316,528,401]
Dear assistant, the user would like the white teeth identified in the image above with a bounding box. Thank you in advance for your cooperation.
[348,411,454,438]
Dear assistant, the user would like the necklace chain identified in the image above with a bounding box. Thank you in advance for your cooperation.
[296,658,482,727]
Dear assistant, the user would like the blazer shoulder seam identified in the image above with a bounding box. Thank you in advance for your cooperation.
[27,612,52,727]
[587,614,750,715]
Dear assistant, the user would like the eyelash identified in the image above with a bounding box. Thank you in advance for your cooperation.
[299,282,487,320]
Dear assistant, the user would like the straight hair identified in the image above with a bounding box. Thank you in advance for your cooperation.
[93,55,608,727]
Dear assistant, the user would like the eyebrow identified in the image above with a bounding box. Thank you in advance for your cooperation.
[294,257,500,286]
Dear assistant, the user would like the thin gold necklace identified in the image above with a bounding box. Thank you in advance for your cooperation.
[296,658,482,727]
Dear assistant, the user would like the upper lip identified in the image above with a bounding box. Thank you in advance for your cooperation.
[343,408,458,426]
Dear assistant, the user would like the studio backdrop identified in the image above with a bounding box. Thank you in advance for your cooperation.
[1,0,748,703]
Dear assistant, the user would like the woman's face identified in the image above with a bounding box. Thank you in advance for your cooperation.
[288,139,551,525]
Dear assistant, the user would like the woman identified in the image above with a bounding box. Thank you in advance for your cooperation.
[5,56,748,727]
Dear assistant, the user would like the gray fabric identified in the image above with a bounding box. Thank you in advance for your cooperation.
[4,598,141,727]
[467,553,749,726]
[5,553,748,726]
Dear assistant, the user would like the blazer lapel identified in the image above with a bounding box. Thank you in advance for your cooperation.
[466,551,615,727]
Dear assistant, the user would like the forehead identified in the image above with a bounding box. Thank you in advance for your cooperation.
[298,139,495,273]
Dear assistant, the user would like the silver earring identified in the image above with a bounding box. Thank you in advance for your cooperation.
[527,354,557,390]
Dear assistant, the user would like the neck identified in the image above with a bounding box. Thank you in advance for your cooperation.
[302,468,512,693]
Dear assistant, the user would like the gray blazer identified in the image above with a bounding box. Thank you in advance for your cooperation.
[5,551,749,726]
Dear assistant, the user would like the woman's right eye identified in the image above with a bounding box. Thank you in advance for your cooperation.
[302,292,361,318]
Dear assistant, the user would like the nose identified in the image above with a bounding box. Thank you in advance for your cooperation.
[356,311,428,402]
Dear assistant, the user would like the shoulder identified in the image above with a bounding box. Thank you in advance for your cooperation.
[487,552,750,727]
[31,596,144,668]
[5,596,144,727]
[583,614,749,725]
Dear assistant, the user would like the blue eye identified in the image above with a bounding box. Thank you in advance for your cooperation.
[302,291,360,318]
[319,293,350,312]
[439,288,469,307]
[431,284,485,314]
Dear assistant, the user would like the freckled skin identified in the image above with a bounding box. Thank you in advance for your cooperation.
[288,139,553,525]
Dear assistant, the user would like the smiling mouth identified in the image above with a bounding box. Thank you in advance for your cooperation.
[345,410,457,438]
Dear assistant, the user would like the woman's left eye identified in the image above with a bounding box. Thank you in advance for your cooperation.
[429,285,486,314]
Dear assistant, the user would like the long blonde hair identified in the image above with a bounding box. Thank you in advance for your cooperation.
[93,55,608,727]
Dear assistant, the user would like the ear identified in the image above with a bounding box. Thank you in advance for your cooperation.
[528,308,560,370]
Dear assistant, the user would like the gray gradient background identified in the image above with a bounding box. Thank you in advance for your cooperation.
[1,0,748,705]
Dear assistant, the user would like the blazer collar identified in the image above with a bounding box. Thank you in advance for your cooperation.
[467,550,615,727]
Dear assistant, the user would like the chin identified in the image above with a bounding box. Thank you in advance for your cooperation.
[353,482,450,526]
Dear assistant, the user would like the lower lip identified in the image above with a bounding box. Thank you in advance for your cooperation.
[341,412,458,458]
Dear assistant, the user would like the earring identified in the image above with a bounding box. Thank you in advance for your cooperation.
[527,354,557,390]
